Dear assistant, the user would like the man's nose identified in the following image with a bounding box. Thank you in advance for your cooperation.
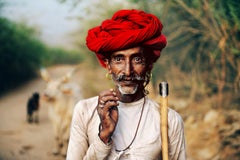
[124,59,132,76]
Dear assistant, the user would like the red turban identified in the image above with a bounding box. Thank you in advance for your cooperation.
[86,9,167,67]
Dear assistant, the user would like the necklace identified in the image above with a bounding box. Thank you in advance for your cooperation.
[115,97,146,152]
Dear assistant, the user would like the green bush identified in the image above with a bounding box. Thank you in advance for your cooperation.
[0,18,83,95]
[0,18,47,94]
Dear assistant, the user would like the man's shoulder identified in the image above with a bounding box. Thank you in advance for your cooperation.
[77,96,98,104]
[74,96,98,113]
[168,107,183,120]
[146,97,158,104]
[167,108,184,131]
[146,97,183,122]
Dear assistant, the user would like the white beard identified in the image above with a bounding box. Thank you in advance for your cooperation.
[117,84,138,95]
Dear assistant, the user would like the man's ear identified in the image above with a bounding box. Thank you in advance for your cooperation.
[104,59,112,72]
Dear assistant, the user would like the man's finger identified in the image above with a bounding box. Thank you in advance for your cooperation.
[101,95,118,103]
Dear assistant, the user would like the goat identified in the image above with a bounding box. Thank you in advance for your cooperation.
[40,66,81,156]
[27,92,40,123]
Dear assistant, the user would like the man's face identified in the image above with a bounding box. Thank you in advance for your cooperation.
[107,46,147,95]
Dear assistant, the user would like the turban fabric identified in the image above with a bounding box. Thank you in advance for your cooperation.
[86,9,167,67]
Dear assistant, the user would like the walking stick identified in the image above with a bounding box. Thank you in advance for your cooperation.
[159,82,169,160]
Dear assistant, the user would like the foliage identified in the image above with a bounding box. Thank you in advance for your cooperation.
[164,0,240,104]
[0,17,83,95]
[0,18,47,94]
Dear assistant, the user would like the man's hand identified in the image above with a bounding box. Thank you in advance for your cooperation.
[97,89,119,144]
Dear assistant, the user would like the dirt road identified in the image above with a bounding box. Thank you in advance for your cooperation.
[0,65,77,160]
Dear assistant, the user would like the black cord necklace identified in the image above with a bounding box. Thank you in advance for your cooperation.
[115,97,146,152]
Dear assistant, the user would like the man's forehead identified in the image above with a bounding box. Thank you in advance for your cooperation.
[112,46,143,56]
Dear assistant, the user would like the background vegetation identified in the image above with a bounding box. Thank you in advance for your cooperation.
[156,0,240,110]
[0,17,83,95]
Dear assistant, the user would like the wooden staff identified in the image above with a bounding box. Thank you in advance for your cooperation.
[159,82,169,160]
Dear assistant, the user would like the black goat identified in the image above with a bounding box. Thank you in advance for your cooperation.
[27,92,40,123]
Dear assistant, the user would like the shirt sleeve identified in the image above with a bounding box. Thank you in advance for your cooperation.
[168,109,187,160]
[66,100,112,160]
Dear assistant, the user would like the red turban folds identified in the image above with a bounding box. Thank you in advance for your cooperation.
[86,9,167,67]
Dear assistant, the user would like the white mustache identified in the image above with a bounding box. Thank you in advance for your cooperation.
[115,74,145,81]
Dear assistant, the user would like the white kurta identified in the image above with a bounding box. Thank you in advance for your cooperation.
[66,96,186,160]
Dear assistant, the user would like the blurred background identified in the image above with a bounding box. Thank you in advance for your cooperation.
[0,0,239,159]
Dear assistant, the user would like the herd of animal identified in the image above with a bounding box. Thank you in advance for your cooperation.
[26,66,81,157]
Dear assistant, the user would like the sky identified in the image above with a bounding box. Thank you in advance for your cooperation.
[1,0,85,48]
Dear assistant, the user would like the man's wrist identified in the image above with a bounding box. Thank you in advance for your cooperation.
[98,123,113,145]
[98,131,112,145]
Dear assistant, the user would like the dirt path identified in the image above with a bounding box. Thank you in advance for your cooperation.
[0,65,78,160]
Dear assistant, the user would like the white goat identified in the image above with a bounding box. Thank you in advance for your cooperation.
[40,66,81,156]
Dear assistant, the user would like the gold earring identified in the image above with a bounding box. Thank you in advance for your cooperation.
[105,72,112,80]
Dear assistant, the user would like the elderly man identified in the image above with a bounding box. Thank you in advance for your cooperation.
[67,9,186,160]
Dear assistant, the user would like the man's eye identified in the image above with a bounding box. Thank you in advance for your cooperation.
[112,56,123,62]
[133,56,144,63]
